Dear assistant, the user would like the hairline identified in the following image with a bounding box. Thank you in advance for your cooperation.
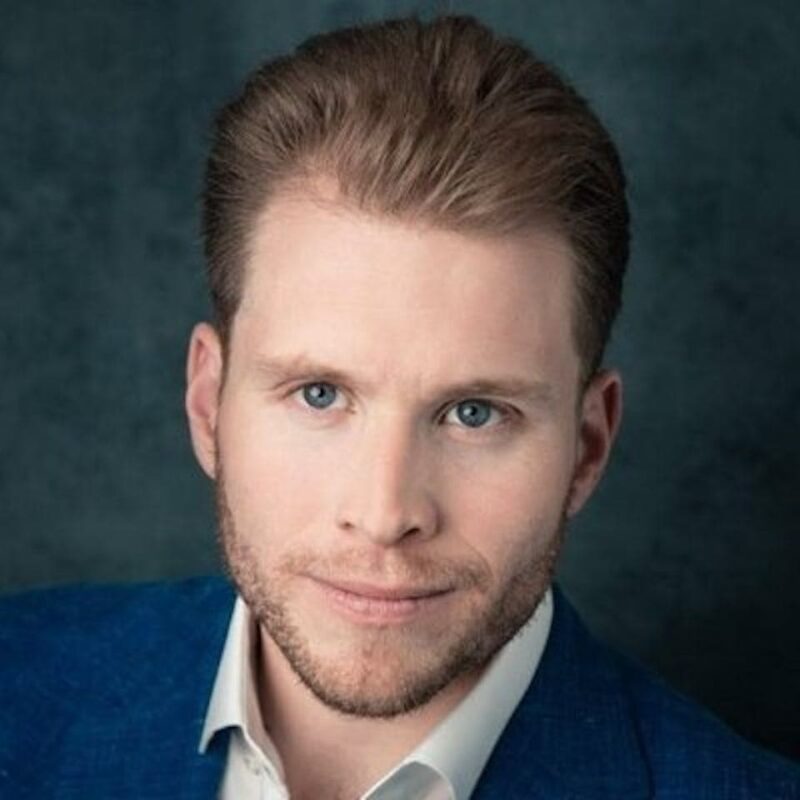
[216,172,598,398]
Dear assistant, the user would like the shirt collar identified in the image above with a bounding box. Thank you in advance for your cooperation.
[198,596,286,780]
[200,589,553,800]
[376,589,552,800]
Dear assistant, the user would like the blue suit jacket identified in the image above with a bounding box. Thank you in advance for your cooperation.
[0,576,797,799]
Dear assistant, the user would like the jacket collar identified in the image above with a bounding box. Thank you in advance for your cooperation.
[471,584,651,799]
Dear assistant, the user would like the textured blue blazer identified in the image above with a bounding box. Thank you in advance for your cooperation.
[0,576,797,799]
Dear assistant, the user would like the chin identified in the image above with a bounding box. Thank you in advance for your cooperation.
[263,611,485,718]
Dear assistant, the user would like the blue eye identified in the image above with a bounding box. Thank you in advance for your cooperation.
[300,382,339,410]
[448,399,499,429]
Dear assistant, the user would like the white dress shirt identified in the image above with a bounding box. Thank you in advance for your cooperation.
[199,589,552,800]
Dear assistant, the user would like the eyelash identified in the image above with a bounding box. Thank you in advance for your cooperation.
[289,381,514,431]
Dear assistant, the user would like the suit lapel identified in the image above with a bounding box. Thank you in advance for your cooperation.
[472,585,651,799]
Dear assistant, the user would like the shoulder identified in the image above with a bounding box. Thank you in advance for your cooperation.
[613,634,800,797]
[0,572,233,618]
[0,578,233,748]
[477,588,799,798]
[0,575,233,664]
[0,576,235,797]
[526,586,800,798]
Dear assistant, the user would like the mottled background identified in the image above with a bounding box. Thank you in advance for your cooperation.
[1,0,798,759]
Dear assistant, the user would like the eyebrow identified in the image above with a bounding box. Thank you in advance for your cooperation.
[252,354,556,410]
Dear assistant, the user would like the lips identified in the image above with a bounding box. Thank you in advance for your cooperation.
[313,577,451,601]
[306,575,454,623]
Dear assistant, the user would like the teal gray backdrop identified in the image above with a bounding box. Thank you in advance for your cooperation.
[1,0,798,760]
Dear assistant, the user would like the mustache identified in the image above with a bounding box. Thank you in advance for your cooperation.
[277,548,491,593]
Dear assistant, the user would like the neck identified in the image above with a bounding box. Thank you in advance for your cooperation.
[256,630,481,799]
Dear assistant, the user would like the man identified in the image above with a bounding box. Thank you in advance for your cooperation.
[0,13,797,800]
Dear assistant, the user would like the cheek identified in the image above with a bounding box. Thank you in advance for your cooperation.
[216,397,338,550]
[442,436,574,567]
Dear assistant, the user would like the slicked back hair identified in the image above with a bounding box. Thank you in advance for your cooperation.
[202,14,629,385]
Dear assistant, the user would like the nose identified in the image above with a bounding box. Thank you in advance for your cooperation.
[334,413,440,547]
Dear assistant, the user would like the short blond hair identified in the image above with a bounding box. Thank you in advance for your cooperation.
[202,14,629,382]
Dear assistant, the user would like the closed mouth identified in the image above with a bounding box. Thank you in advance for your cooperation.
[310,576,452,602]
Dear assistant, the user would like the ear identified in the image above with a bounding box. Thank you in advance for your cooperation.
[566,369,623,517]
[185,322,224,479]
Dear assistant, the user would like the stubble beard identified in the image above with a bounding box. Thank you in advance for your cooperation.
[214,462,566,720]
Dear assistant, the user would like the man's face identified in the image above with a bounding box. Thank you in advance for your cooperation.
[187,186,619,718]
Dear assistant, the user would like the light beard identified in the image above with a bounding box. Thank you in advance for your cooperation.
[214,464,566,719]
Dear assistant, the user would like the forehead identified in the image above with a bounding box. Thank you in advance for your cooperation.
[232,188,581,393]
